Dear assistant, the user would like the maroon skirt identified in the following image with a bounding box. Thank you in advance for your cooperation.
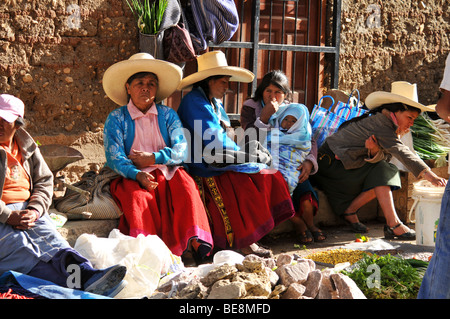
[196,169,295,249]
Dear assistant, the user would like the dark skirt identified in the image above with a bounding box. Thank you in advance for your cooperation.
[291,180,319,215]
[311,142,401,216]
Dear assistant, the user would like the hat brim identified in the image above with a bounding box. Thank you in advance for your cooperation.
[177,66,254,91]
[103,58,182,106]
[365,92,435,113]
[0,110,19,123]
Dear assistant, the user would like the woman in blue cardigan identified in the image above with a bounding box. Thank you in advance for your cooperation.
[102,53,213,265]
[177,51,295,257]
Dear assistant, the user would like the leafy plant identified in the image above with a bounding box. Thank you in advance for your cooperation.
[342,254,428,299]
[126,0,169,35]
[412,113,450,160]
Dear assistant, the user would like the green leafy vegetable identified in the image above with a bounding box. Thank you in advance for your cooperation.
[126,0,169,35]
[412,114,450,160]
[342,254,428,299]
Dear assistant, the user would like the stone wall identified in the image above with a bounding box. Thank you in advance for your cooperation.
[1,0,450,180]
[337,0,450,104]
[0,0,138,136]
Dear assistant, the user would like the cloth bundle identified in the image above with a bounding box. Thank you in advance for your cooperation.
[54,167,122,220]
[266,103,312,194]
[184,0,239,53]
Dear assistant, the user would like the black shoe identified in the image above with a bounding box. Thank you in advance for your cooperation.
[384,223,416,240]
[343,212,368,233]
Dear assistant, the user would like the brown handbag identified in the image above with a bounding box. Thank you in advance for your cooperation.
[163,21,197,64]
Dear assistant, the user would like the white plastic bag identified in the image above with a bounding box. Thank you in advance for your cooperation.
[74,229,184,298]
[213,250,245,266]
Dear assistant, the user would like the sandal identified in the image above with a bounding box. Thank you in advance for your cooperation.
[311,230,326,242]
[384,223,416,240]
[343,212,368,233]
[239,243,273,258]
[298,230,314,244]
[181,251,197,267]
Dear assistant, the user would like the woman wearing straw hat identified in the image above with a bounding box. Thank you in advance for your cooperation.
[311,81,446,239]
[177,51,295,257]
[102,53,213,264]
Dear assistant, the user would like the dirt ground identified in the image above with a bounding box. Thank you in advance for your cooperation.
[268,222,435,264]
[219,220,434,264]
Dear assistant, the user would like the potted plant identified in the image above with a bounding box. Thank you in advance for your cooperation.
[125,0,169,58]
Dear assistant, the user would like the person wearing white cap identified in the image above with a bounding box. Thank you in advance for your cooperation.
[311,81,447,239]
[177,51,295,257]
[102,53,213,265]
[418,53,450,299]
[0,94,127,297]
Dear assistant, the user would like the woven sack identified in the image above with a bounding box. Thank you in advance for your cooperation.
[54,167,122,220]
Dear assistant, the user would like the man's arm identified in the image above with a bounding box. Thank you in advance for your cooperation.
[436,89,450,123]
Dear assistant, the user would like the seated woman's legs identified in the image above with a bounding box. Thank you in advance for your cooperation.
[374,185,413,236]
[343,189,376,232]
[291,199,325,243]
[300,199,325,242]
[343,186,413,236]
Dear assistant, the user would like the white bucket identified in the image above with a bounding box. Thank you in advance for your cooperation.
[409,180,444,246]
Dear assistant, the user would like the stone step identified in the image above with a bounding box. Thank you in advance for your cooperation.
[271,189,379,234]
[55,189,380,247]
[57,218,119,247]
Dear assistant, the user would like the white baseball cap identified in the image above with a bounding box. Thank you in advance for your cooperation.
[0,94,25,123]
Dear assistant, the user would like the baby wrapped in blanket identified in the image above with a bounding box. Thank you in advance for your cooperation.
[265,103,312,194]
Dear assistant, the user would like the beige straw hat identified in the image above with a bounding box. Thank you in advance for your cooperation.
[177,51,254,91]
[102,53,182,106]
[365,81,435,112]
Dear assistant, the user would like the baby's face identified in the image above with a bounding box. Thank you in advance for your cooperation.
[280,115,297,130]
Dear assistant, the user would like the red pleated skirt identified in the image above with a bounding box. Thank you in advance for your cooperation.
[197,169,295,250]
[110,168,213,257]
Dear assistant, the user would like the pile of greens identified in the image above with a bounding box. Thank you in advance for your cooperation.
[411,114,450,161]
[126,0,169,35]
[342,254,428,299]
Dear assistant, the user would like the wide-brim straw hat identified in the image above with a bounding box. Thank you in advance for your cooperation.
[103,53,182,106]
[365,81,435,112]
[177,51,254,91]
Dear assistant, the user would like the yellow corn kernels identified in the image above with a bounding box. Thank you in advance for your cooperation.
[305,249,371,265]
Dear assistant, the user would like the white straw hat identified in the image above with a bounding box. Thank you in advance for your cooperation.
[365,81,435,112]
[102,53,182,105]
[177,51,254,91]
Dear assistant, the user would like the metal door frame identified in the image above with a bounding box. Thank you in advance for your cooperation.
[209,0,342,116]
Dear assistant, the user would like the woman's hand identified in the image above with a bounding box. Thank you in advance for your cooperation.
[297,160,313,184]
[129,149,156,169]
[136,171,159,191]
[423,170,447,187]
[6,210,39,230]
[259,99,279,124]
[365,135,380,157]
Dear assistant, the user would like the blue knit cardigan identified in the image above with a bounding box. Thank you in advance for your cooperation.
[103,104,187,180]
